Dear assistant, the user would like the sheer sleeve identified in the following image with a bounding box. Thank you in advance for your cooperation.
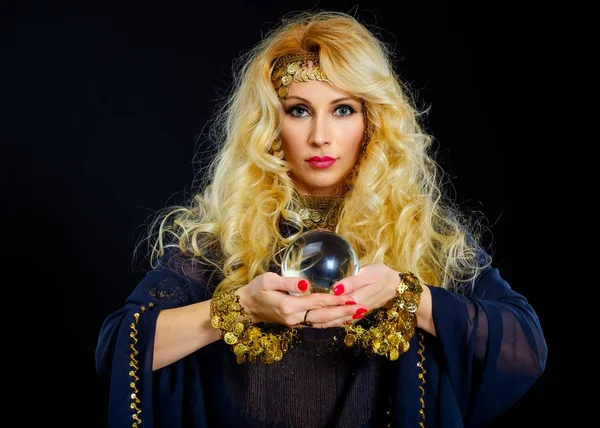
[95,253,216,427]
[428,266,547,427]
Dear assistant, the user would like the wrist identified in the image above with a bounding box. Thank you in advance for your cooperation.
[210,287,296,364]
[415,283,434,334]
[343,271,423,361]
[395,272,423,313]
[234,286,258,324]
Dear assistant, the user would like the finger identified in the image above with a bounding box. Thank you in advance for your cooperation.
[328,263,377,296]
[263,272,311,294]
[277,293,354,326]
[329,305,370,328]
[299,292,356,309]
[329,275,368,297]
[304,304,361,329]
[333,264,394,299]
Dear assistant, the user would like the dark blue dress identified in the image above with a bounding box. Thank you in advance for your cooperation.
[96,250,547,427]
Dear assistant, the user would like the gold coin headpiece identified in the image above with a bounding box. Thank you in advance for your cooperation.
[271,52,329,98]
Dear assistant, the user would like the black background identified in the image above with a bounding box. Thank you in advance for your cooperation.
[11,0,564,425]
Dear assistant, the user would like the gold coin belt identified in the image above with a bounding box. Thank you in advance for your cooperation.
[343,272,423,361]
[210,291,298,364]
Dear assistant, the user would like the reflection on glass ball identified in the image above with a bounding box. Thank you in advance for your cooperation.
[282,229,359,294]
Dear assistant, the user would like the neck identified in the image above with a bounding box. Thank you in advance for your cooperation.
[295,193,344,231]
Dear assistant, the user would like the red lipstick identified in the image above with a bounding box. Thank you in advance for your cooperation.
[307,156,336,168]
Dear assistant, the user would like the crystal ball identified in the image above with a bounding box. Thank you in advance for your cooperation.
[281,229,359,294]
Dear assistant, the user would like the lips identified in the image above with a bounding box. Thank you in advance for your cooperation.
[307,156,337,169]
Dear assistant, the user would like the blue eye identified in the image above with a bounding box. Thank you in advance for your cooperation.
[335,105,355,116]
[288,106,309,117]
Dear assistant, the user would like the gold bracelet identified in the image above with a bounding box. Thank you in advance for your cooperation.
[343,272,423,361]
[210,290,298,364]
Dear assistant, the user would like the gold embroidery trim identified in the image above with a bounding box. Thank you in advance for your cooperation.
[129,302,154,427]
[417,332,427,427]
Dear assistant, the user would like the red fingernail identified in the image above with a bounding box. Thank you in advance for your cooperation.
[355,308,368,316]
[352,313,364,319]
[333,284,344,295]
[345,300,356,305]
[298,280,309,292]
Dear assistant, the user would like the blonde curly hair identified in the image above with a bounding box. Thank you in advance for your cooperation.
[144,10,490,293]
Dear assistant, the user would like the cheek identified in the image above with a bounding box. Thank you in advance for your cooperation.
[346,124,365,155]
[281,133,302,164]
[281,123,300,149]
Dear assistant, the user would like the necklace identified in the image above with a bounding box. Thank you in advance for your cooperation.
[296,194,344,230]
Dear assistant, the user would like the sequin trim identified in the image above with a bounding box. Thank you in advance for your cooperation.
[417,332,427,427]
[128,303,154,427]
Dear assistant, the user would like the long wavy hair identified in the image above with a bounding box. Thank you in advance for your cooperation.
[144,10,491,293]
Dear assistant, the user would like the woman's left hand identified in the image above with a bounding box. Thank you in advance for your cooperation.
[333,263,399,323]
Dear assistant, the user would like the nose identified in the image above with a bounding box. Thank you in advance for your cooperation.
[309,114,330,146]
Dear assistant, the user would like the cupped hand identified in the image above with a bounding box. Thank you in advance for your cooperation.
[317,263,399,326]
[235,272,355,328]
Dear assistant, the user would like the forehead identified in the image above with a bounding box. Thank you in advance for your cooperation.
[284,81,359,103]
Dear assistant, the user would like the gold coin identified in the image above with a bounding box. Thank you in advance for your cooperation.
[273,67,286,79]
[233,343,247,356]
[233,322,245,335]
[224,332,238,345]
[344,333,356,347]
[281,74,292,86]
[299,208,310,220]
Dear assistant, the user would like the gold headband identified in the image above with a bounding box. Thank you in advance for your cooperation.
[271,52,329,98]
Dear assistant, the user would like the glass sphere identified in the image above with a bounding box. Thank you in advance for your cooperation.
[281,229,359,294]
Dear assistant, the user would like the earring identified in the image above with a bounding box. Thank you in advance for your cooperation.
[272,138,284,159]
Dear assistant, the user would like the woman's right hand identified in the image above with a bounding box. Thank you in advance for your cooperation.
[235,272,355,327]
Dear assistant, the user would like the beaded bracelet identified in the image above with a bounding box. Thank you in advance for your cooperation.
[343,272,423,361]
[210,290,297,364]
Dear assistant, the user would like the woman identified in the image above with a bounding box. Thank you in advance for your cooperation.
[96,10,547,428]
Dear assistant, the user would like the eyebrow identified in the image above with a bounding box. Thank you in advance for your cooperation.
[285,95,359,105]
